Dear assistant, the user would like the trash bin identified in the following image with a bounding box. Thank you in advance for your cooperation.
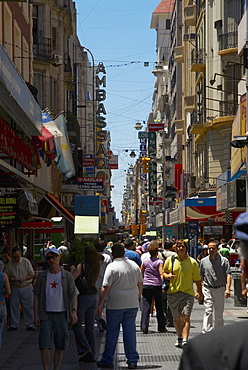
[232,272,247,307]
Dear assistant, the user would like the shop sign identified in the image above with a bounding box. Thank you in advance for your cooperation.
[203,226,223,235]
[138,131,149,139]
[148,132,156,157]
[83,158,95,167]
[74,195,100,216]
[0,118,38,172]
[78,177,104,191]
[96,63,108,170]
[0,194,20,228]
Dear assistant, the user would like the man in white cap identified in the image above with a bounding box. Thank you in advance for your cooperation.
[179,212,248,370]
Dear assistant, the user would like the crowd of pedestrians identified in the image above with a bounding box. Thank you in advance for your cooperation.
[0,227,246,369]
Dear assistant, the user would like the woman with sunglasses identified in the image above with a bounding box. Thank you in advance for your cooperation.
[71,245,102,363]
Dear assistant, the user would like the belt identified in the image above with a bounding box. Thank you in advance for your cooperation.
[204,284,225,289]
[12,283,31,288]
[0,301,5,305]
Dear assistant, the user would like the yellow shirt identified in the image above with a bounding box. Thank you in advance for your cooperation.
[163,254,201,296]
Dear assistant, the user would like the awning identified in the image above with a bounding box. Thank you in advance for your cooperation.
[21,221,53,229]
[44,192,74,224]
[20,221,64,234]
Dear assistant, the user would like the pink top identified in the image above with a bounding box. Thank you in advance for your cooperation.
[143,257,163,286]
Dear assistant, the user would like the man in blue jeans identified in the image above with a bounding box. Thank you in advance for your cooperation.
[97,243,143,369]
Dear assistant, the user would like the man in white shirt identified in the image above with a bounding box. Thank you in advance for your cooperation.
[97,243,143,369]
[34,247,78,370]
[5,246,35,331]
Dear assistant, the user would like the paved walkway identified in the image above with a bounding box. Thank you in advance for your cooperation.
[0,288,247,370]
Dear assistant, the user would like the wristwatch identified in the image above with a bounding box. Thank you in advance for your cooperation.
[72,308,77,312]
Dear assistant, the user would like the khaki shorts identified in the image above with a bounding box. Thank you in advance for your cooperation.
[167,291,194,318]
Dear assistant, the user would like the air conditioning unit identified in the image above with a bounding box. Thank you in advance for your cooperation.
[53,54,63,67]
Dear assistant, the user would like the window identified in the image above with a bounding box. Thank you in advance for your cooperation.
[166,19,170,30]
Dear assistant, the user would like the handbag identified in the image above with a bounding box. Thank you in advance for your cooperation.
[163,255,176,292]
[75,264,91,294]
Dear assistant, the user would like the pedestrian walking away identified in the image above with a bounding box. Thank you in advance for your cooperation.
[163,240,203,348]
[161,240,176,327]
[179,212,248,370]
[72,245,102,363]
[34,247,78,370]
[5,246,35,331]
[97,242,143,369]
[94,239,112,332]
[200,241,231,333]
[140,240,166,334]
[124,237,142,267]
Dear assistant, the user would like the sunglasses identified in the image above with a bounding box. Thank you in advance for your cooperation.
[45,255,58,261]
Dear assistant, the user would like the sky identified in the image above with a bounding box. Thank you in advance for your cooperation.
[75,0,160,220]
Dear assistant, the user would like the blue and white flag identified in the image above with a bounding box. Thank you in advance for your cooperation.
[54,114,76,180]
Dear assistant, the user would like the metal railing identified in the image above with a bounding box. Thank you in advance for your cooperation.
[33,37,52,59]
[218,31,238,51]
[191,48,205,65]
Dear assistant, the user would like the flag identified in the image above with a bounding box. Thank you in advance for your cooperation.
[53,114,76,179]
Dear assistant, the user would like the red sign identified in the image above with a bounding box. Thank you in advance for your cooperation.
[83,158,95,167]
[0,118,39,173]
[78,177,104,183]
[148,123,164,131]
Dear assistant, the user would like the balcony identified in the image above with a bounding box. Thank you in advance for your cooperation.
[33,37,52,60]
[184,95,196,112]
[184,5,196,26]
[174,119,184,135]
[65,111,80,140]
[64,52,72,82]
[191,48,205,72]
[219,99,238,116]
[174,46,184,63]
[218,31,238,53]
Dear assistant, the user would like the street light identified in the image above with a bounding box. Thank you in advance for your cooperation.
[230,134,248,148]
[134,121,143,130]
[129,151,136,158]
[210,73,245,86]
[152,64,164,77]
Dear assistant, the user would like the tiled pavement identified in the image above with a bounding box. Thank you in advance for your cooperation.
[0,287,247,370]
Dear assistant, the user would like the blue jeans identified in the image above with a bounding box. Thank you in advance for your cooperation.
[39,312,68,350]
[72,294,97,355]
[0,304,7,349]
[101,308,139,365]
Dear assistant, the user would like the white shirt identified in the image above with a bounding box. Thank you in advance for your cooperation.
[46,271,66,312]
[103,257,143,310]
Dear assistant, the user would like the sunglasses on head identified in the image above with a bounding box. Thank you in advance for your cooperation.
[45,255,58,261]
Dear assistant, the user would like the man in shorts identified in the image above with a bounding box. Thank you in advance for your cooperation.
[34,247,78,370]
[163,240,203,348]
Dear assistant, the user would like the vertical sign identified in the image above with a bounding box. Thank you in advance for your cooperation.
[188,221,198,259]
